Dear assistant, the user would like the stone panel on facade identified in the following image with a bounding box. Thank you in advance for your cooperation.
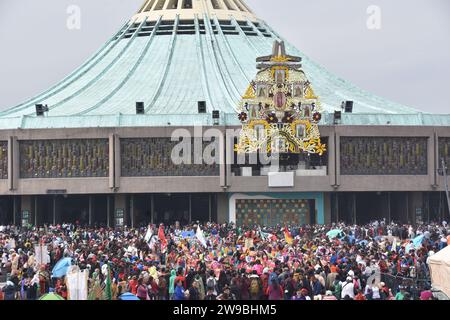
[121,138,220,177]
[19,139,109,178]
[0,141,7,179]
[439,137,450,175]
[340,137,428,175]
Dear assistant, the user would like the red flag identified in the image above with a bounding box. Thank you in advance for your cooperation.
[158,224,167,247]
[284,226,293,245]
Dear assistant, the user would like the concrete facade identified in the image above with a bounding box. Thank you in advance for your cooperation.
[0,124,449,226]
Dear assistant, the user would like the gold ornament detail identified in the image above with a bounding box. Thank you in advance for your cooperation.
[235,41,325,155]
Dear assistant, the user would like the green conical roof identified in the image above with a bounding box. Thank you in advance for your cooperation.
[1,0,448,129]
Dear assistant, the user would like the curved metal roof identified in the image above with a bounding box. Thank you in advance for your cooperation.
[1,0,447,129]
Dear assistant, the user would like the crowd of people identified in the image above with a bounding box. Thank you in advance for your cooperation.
[0,219,449,301]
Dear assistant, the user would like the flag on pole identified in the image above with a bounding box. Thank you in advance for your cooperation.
[158,224,167,248]
[391,237,397,252]
[144,225,153,243]
[284,226,293,245]
[103,264,112,301]
[259,228,268,241]
[66,266,88,300]
[196,226,207,248]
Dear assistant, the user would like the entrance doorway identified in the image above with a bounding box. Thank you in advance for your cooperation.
[154,194,190,225]
[0,196,14,225]
[58,195,89,225]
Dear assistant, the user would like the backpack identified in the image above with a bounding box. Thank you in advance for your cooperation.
[250,278,260,295]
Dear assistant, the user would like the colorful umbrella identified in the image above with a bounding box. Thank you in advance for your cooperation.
[413,235,425,249]
[326,229,342,239]
[39,293,65,301]
[52,257,72,278]
[119,293,140,301]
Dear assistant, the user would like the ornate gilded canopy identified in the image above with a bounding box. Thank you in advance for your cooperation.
[235,41,326,155]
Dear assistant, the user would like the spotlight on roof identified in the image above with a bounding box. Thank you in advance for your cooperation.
[198,101,207,114]
[334,110,342,125]
[136,102,145,115]
[35,104,49,116]
[342,100,353,113]
[212,110,220,125]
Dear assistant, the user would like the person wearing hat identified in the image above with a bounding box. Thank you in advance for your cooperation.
[217,284,236,300]
[341,276,355,300]
[322,290,337,301]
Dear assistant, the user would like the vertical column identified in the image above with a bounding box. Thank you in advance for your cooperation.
[189,194,192,223]
[114,134,121,189]
[323,193,331,225]
[429,132,437,187]
[13,196,16,226]
[7,137,13,190]
[387,192,391,223]
[130,195,135,228]
[107,196,111,228]
[109,134,115,189]
[209,194,212,222]
[335,193,340,223]
[335,134,341,187]
[8,136,19,191]
[434,132,440,187]
[34,196,38,226]
[225,131,233,188]
[150,194,155,224]
[327,132,336,186]
[406,193,410,224]
[88,196,93,226]
[219,128,226,188]
[53,196,56,225]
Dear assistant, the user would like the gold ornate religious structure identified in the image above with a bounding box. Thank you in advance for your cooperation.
[235,41,326,155]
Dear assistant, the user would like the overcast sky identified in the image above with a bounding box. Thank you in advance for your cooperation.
[0,0,449,113]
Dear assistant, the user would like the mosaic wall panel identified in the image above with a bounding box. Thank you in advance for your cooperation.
[236,199,310,227]
[340,137,428,175]
[0,142,7,179]
[20,139,109,178]
[121,138,220,177]
[439,137,450,175]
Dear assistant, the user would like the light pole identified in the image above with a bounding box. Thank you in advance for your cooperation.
[439,158,450,220]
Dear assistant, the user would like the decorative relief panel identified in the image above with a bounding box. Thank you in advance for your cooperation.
[439,137,450,175]
[20,139,109,178]
[340,137,428,175]
[0,142,7,179]
[121,138,220,177]
[236,199,310,227]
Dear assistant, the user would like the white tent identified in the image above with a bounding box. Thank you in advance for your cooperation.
[428,246,450,298]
